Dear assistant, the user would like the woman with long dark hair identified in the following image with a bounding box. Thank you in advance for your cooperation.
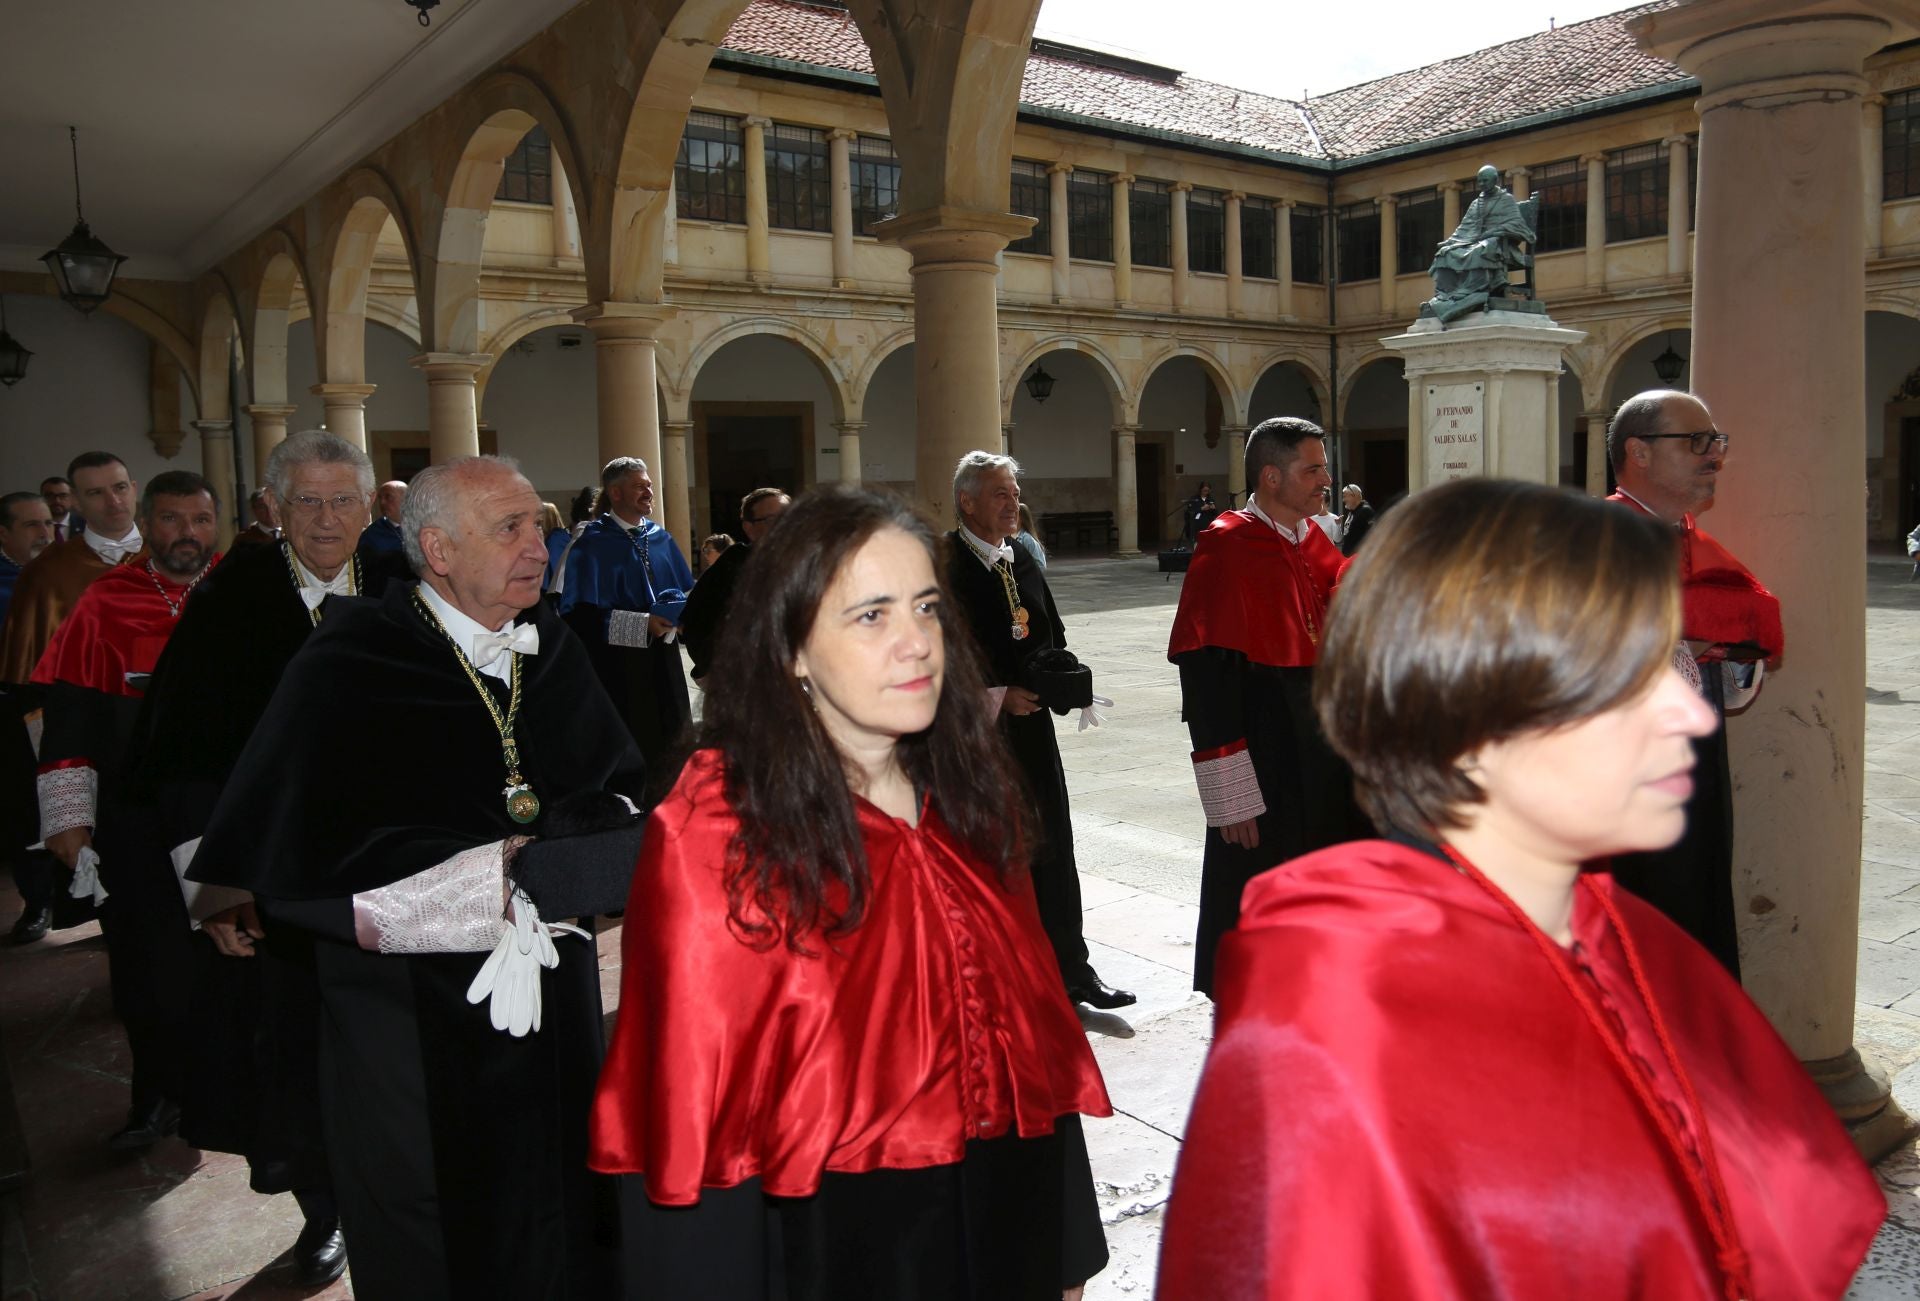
[591,485,1111,1299]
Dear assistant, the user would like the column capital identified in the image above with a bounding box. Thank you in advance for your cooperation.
[1112,422,1140,436]
[1377,193,1397,210]
[833,419,868,433]
[1112,173,1136,187]
[1226,190,1246,202]
[1440,180,1463,194]
[661,419,695,435]
[409,352,490,379]
[870,207,1035,260]
[310,382,377,402]
[1662,133,1691,148]
[1864,91,1887,109]
[242,402,298,419]
[191,419,234,437]
[743,115,772,130]
[1278,197,1296,210]
[1219,423,1250,435]
[571,301,676,340]
[1047,161,1075,175]
[1171,180,1194,194]
[827,127,858,142]
[1508,164,1530,179]
[1629,4,1899,95]
[1581,152,1607,166]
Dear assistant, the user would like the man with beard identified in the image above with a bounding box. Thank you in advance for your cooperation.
[125,431,409,1285]
[41,476,78,543]
[33,471,220,1146]
[678,485,788,688]
[0,491,56,628]
[1168,417,1367,996]
[559,457,694,770]
[187,456,645,1298]
[1,452,145,682]
[1605,389,1772,977]
[945,452,1133,1012]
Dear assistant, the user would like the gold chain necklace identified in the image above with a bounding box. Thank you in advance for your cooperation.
[411,590,541,824]
[281,542,359,626]
[966,533,1030,641]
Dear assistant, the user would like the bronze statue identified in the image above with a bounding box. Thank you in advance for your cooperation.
[1424,165,1536,324]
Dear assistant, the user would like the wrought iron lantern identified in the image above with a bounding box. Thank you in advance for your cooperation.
[1024,364,1056,404]
[0,299,30,387]
[40,127,127,315]
[1651,334,1688,387]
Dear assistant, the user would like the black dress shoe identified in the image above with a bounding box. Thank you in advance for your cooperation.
[1066,978,1137,1010]
[7,906,49,945]
[293,1216,348,1287]
[106,1098,181,1151]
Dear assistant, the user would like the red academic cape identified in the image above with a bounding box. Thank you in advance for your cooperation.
[589,750,1112,1204]
[1168,508,1347,669]
[31,559,213,700]
[1157,840,1884,1301]
[1609,493,1784,662]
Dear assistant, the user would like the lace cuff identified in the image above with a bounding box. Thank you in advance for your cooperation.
[353,841,507,954]
[37,765,97,839]
[608,609,651,649]
[1193,743,1265,827]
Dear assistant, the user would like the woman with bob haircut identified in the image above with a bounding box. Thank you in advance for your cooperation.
[1157,478,1884,1300]
[590,485,1112,1299]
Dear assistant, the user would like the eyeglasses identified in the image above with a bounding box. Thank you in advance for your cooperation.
[287,493,367,516]
[1632,430,1729,456]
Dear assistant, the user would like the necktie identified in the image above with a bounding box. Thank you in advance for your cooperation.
[53,521,65,544]
[471,623,541,670]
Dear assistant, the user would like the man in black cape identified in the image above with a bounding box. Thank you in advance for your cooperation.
[678,485,788,687]
[945,451,1132,1012]
[189,456,646,1299]
[124,431,409,1285]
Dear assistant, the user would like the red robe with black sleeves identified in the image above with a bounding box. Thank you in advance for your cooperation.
[1166,508,1365,995]
[1158,840,1884,1301]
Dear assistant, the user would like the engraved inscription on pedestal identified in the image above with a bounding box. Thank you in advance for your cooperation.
[1426,383,1485,482]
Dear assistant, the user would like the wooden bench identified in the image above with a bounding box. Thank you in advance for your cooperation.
[1040,510,1117,554]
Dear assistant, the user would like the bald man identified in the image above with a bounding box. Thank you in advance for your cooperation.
[356,480,407,559]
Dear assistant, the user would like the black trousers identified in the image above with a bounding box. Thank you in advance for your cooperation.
[1004,710,1095,990]
[95,820,194,1109]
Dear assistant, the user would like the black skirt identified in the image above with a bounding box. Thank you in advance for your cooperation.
[621,1115,1106,1300]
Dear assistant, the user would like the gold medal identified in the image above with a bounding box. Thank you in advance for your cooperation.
[506,783,542,824]
[414,592,543,829]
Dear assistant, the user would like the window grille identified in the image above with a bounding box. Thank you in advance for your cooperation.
[1131,179,1172,268]
[1529,158,1584,253]
[1008,160,1051,255]
[1394,188,1442,275]
[675,112,744,224]
[1291,204,1325,283]
[1337,201,1381,282]
[1606,143,1669,243]
[851,135,899,235]
[1068,170,1113,262]
[495,126,551,205]
[767,123,831,232]
[1241,197,1277,280]
[1187,188,1225,273]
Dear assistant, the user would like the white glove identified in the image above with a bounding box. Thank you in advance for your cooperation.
[1078,694,1115,733]
[70,845,108,905]
[464,886,586,1037]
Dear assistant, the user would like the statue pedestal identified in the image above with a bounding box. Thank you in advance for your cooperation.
[1381,307,1587,490]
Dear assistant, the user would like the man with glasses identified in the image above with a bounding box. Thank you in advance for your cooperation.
[679,485,789,688]
[1606,389,1780,976]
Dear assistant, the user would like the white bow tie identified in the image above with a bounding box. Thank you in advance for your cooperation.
[299,575,353,610]
[471,624,540,669]
[97,546,131,565]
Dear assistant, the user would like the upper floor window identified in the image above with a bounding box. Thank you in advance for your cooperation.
[1188,188,1226,274]
[1131,179,1173,268]
[852,135,899,235]
[1394,188,1442,275]
[1888,90,1920,201]
[1606,143,1668,243]
[675,112,744,224]
[1242,197,1277,280]
[768,124,830,232]
[1292,204,1326,283]
[496,126,552,205]
[1529,157,1584,253]
[1337,201,1381,283]
[1068,170,1113,262]
[1008,160,1051,256]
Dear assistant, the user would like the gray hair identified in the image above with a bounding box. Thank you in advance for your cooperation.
[1342,483,1364,497]
[266,430,375,502]
[1607,389,1691,472]
[401,454,525,574]
[952,450,1021,514]
[601,456,649,489]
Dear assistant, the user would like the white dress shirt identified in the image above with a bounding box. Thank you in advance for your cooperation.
[83,525,142,565]
[1245,498,1310,545]
[417,583,522,683]
[958,523,1014,570]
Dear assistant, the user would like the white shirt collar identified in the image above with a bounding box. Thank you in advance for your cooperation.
[416,582,517,682]
[1245,498,1309,545]
[958,523,1013,570]
[83,525,141,563]
[291,551,354,596]
[608,511,646,535]
[1614,487,1688,529]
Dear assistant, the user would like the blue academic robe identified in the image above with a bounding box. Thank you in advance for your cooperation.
[0,556,21,634]
[357,516,404,558]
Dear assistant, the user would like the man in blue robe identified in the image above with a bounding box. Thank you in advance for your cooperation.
[559,457,694,773]
[355,480,407,559]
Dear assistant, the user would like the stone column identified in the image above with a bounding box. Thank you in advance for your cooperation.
[1222,425,1249,503]
[1110,174,1134,307]
[743,116,772,283]
[1441,181,1463,234]
[1001,422,1015,457]
[872,208,1033,527]
[1113,423,1140,555]
[574,300,673,471]
[1278,201,1295,318]
[1583,153,1608,290]
[1377,196,1398,318]
[1171,182,1192,312]
[1665,135,1691,278]
[1225,192,1245,318]
[193,419,238,548]
[660,419,694,552]
[1865,95,1886,259]
[310,382,377,449]
[411,354,488,463]
[1508,165,1531,202]
[1632,0,1912,1158]
[1583,408,1612,497]
[550,152,582,261]
[1048,163,1072,304]
[835,420,865,484]
[828,128,856,288]
[243,403,297,486]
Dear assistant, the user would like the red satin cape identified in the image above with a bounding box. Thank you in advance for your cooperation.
[1157,840,1883,1301]
[1608,493,1784,660]
[31,558,215,697]
[589,750,1112,1204]
[1167,509,1344,669]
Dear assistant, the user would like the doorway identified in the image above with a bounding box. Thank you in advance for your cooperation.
[1357,434,1408,506]
[694,401,810,539]
[1135,442,1165,548]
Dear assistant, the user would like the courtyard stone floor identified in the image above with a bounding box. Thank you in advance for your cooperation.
[1,554,1918,1298]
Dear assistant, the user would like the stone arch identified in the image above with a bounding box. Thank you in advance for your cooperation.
[429,72,591,356]
[1336,346,1400,428]
[1866,291,1920,321]
[86,291,199,408]
[247,231,311,407]
[319,170,423,385]
[474,306,588,410]
[366,295,422,349]
[1596,316,1693,411]
[1000,335,1126,426]
[679,317,852,424]
[848,328,918,423]
[1133,344,1241,428]
[1246,350,1332,426]
[195,279,243,422]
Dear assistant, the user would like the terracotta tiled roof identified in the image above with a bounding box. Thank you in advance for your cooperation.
[718,0,1691,163]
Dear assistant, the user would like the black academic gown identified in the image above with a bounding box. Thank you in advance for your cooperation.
[189,584,646,1301]
[943,533,1095,990]
[122,542,410,1193]
[678,540,750,683]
